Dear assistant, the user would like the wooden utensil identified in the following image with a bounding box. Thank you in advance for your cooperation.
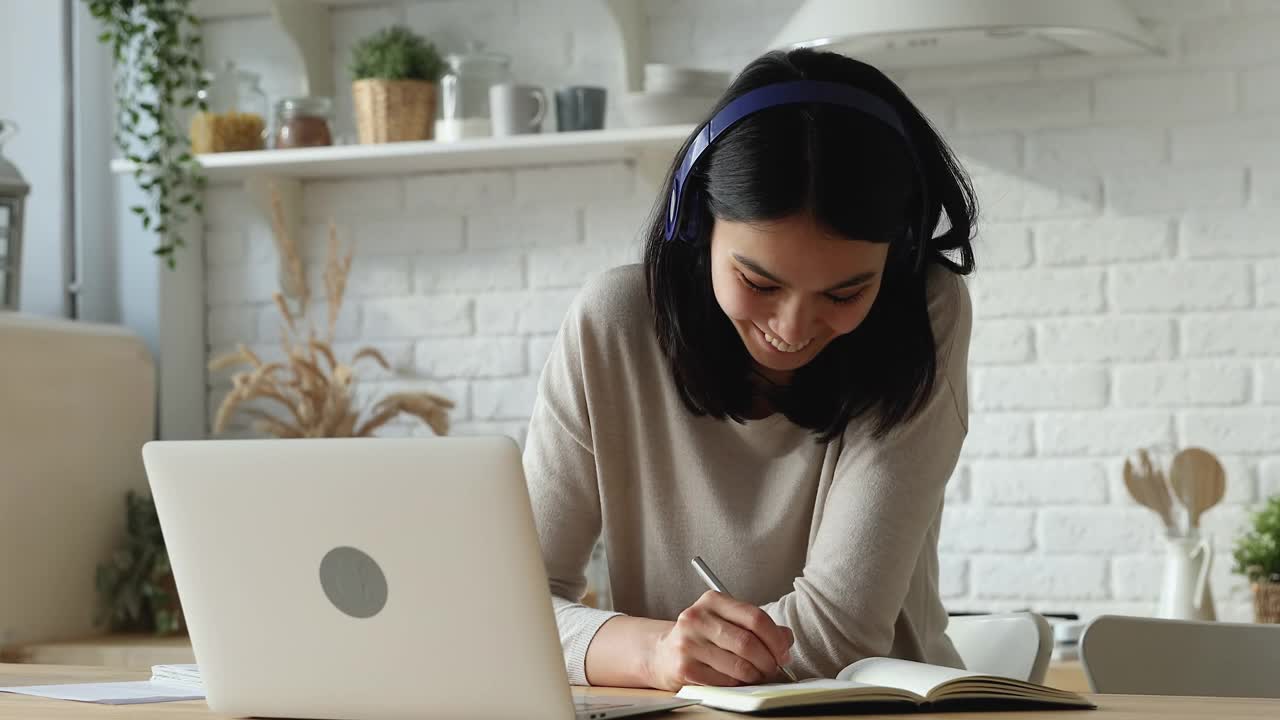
[1124,449,1177,534]
[1170,448,1226,530]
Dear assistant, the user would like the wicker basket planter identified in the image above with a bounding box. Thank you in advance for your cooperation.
[352,78,437,143]
[1254,581,1280,624]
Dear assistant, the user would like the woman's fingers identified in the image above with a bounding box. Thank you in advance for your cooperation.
[677,657,743,688]
[681,597,778,678]
[700,591,794,664]
[691,638,767,685]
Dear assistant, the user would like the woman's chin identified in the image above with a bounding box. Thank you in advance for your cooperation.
[749,347,807,371]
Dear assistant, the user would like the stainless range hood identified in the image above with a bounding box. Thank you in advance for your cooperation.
[769,0,1161,69]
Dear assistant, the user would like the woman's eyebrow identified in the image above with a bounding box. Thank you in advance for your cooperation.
[732,253,878,292]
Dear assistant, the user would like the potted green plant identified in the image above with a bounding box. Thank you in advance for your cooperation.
[349,24,445,143]
[1232,493,1280,624]
[95,491,184,635]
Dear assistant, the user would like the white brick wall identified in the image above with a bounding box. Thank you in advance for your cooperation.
[199,0,1280,622]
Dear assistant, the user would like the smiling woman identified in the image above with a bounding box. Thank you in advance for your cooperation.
[522,47,979,693]
[646,49,977,443]
[711,215,889,388]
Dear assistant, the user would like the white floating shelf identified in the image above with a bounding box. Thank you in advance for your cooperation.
[190,0,387,19]
[110,125,694,183]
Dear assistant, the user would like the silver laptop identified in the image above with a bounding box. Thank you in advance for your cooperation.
[142,437,696,720]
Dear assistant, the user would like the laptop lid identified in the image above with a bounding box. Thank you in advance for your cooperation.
[142,437,577,720]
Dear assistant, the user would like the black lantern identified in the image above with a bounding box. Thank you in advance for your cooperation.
[0,120,28,311]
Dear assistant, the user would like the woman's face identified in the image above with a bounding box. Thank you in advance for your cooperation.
[710,213,889,383]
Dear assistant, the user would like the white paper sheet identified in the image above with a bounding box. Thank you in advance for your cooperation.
[0,680,205,705]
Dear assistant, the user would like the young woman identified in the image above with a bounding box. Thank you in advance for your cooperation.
[523,48,978,691]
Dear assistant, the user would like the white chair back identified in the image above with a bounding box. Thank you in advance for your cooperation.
[1080,614,1280,697]
[944,612,1053,684]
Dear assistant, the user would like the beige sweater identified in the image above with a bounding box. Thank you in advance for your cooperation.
[523,263,971,685]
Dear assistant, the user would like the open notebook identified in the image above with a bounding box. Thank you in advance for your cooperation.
[676,657,1095,714]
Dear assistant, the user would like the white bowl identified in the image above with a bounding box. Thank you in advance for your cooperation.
[643,64,730,95]
[620,91,719,127]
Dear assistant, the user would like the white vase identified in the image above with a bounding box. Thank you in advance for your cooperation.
[1156,531,1216,621]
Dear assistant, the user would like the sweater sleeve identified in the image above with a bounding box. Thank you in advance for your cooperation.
[760,272,972,679]
[523,289,622,686]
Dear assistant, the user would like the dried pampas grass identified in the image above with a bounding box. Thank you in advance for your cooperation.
[210,189,453,438]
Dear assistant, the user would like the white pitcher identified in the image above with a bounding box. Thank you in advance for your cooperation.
[1156,531,1216,621]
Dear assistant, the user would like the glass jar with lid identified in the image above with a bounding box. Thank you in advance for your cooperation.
[189,61,268,153]
[272,96,334,149]
[437,41,512,141]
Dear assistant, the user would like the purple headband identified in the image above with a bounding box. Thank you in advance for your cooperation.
[664,79,923,243]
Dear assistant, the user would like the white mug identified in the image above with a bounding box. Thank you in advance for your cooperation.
[489,83,547,136]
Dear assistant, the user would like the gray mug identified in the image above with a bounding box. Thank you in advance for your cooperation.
[489,83,547,136]
[555,86,607,131]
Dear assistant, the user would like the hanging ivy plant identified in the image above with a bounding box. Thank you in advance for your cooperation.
[85,0,208,267]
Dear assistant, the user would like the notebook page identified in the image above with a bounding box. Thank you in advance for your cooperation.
[837,657,980,697]
[682,678,865,699]
[0,681,204,705]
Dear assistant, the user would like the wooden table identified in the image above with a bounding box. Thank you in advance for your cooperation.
[5,636,1098,694]
[2,664,1279,719]
[0,635,195,670]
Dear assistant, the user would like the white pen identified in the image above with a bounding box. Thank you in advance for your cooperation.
[690,556,799,683]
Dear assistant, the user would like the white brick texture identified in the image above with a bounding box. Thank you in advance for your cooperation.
[1109,261,1252,312]
[1034,218,1172,266]
[415,252,525,293]
[1037,317,1174,362]
[1262,459,1280,498]
[972,224,1032,270]
[1182,212,1280,258]
[1094,71,1236,123]
[404,170,514,210]
[1180,410,1280,453]
[1262,361,1280,404]
[363,296,473,339]
[415,338,526,378]
[968,320,1033,365]
[972,556,1108,600]
[969,269,1104,318]
[1027,128,1166,172]
[1113,362,1250,407]
[1107,168,1245,213]
[194,0,1280,620]
[1259,259,1280,307]
[1039,508,1163,554]
[940,508,1035,552]
[970,460,1108,505]
[1183,311,1280,357]
[1037,412,1175,456]
[954,82,1091,131]
[467,208,580,249]
[972,366,1108,411]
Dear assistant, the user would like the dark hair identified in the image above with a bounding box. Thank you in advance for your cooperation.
[643,48,977,442]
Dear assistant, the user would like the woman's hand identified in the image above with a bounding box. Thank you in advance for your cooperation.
[646,590,795,691]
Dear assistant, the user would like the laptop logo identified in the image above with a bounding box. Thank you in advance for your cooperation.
[319,546,388,618]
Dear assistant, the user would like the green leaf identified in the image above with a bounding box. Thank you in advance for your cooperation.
[349,24,444,82]
[86,0,206,267]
